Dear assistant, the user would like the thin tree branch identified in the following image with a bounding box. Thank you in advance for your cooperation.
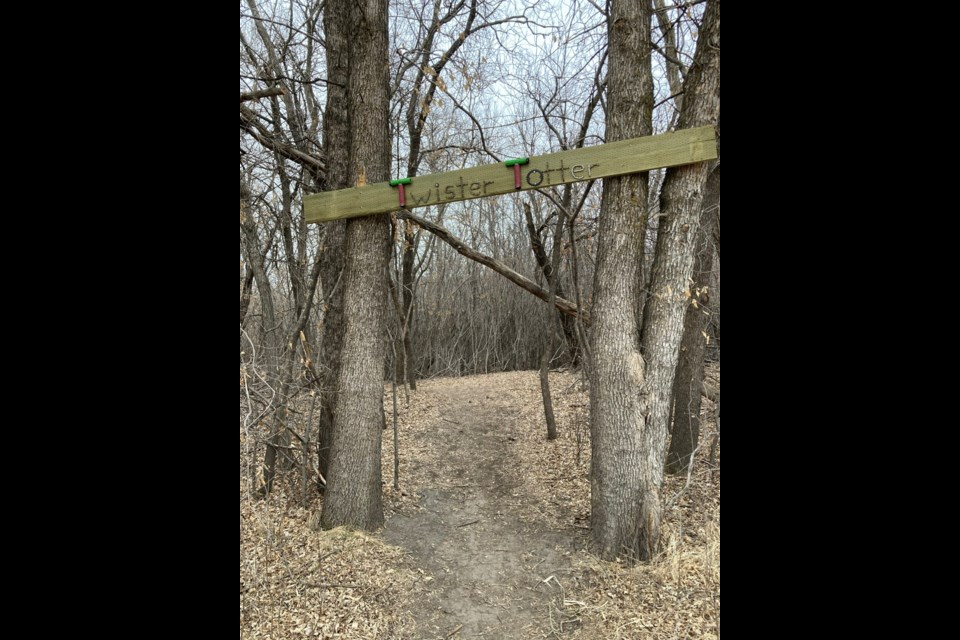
[241,73,342,87]
[240,105,326,175]
[240,87,286,103]
[654,89,685,109]
[397,209,590,325]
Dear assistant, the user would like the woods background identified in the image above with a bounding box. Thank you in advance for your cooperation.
[241,0,719,563]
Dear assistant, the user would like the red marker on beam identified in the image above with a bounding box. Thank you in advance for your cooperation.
[504,157,529,189]
[390,177,412,207]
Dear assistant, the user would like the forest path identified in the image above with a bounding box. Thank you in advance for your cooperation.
[384,373,585,639]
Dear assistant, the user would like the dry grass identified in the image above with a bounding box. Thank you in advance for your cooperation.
[239,492,433,638]
[486,366,721,639]
[240,364,720,638]
[240,402,429,639]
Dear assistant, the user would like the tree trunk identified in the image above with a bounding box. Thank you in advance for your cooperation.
[239,264,255,327]
[394,222,417,391]
[241,188,284,495]
[302,394,317,507]
[539,351,558,440]
[524,201,580,367]
[400,222,417,390]
[653,0,686,115]
[589,0,654,563]
[317,223,345,484]
[637,0,720,557]
[665,165,720,475]
[317,0,351,484]
[320,0,390,531]
[540,191,570,440]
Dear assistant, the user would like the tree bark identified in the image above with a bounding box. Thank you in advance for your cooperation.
[317,0,351,484]
[638,0,720,556]
[320,0,390,531]
[665,164,720,475]
[589,0,654,563]
[539,354,558,440]
[540,199,568,441]
[396,222,417,390]
[239,264,255,327]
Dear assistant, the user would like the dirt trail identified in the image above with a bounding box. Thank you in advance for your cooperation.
[385,376,584,639]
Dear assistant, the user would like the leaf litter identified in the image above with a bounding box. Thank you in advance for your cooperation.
[240,364,719,638]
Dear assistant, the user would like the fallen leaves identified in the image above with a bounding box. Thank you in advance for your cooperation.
[240,364,720,639]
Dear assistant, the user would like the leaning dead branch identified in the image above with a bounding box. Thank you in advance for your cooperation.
[397,209,591,325]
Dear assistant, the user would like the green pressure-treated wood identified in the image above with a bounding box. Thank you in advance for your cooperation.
[304,125,717,223]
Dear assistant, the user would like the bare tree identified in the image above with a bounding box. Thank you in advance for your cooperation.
[316,0,351,484]
[389,0,539,390]
[391,1,481,391]
[665,164,719,475]
[653,0,686,118]
[241,0,330,495]
[320,0,392,530]
[638,0,720,557]
[589,0,655,563]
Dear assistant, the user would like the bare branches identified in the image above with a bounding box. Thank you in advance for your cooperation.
[402,0,479,177]
[240,105,326,176]
[444,90,500,162]
[241,73,341,87]
[240,87,286,103]
[397,209,590,325]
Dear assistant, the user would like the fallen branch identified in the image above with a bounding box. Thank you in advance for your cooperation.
[445,624,464,638]
[306,582,359,589]
[398,209,591,325]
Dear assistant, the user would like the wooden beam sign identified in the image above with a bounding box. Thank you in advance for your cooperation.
[304,125,717,223]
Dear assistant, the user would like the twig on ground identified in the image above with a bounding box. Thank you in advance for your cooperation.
[305,582,359,589]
